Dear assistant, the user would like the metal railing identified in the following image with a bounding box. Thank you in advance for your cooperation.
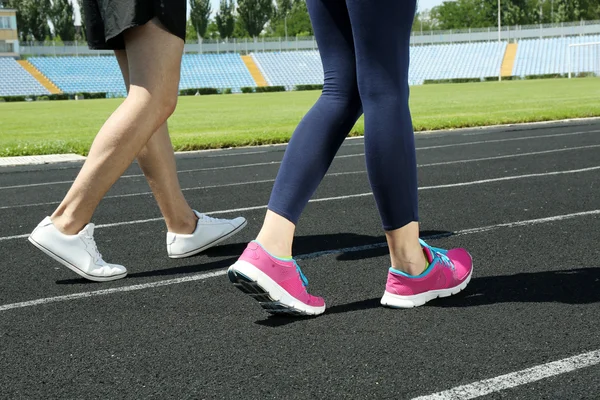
[16,19,600,56]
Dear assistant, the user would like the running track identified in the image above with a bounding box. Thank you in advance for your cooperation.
[1,120,599,399]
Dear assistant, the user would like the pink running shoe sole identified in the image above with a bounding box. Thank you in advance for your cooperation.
[380,266,473,308]
[228,260,326,316]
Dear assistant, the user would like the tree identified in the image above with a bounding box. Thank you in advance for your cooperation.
[77,0,86,40]
[215,0,235,39]
[185,19,198,41]
[190,0,211,39]
[269,0,311,37]
[25,0,52,41]
[52,0,75,41]
[431,0,494,30]
[206,20,220,39]
[237,0,273,37]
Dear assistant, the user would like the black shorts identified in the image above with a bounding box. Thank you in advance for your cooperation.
[83,0,186,50]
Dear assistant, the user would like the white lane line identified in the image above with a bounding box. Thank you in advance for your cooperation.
[0,270,228,312]
[296,209,600,260]
[0,172,365,211]
[3,143,599,211]
[1,209,598,312]
[1,166,598,242]
[3,128,597,190]
[418,144,600,167]
[343,130,597,147]
[412,349,600,400]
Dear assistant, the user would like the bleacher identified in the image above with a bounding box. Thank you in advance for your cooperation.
[251,42,507,87]
[29,56,126,96]
[181,54,255,92]
[251,51,323,88]
[0,58,49,96]
[512,35,600,76]
[409,42,507,84]
[27,54,255,96]
[2,36,598,98]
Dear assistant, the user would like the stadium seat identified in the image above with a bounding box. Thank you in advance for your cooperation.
[27,54,256,96]
[0,57,50,97]
[251,42,507,88]
[512,35,600,76]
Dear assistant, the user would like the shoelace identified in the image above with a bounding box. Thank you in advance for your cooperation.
[197,213,220,223]
[82,234,103,263]
[435,251,454,270]
[293,260,309,287]
[420,239,454,271]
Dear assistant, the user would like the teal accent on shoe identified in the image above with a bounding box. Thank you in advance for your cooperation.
[389,261,435,279]
[251,240,309,287]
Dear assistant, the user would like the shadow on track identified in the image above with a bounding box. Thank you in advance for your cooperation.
[54,230,450,285]
[256,267,600,327]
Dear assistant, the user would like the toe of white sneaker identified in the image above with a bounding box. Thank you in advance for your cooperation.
[230,217,246,229]
[91,264,127,278]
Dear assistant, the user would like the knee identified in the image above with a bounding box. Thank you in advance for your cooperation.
[157,90,178,120]
[321,80,361,109]
[130,84,178,121]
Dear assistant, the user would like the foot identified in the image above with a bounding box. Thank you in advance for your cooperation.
[166,210,247,258]
[380,239,473,308]
[227,241,325,316]
[29,217,127,282]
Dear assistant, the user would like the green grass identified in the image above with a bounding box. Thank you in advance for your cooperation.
[1,78,599,157]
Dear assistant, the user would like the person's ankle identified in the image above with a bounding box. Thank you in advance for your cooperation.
[51,213,86,236]
[391,247,429,276]
[166,211,198,235]
[255,234,292,259]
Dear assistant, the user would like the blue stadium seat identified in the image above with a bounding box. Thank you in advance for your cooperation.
[28,54,256,96]
[0,58,50,97]
[252,42,507,88]
[512,35,600,76]
[251,51,323,89]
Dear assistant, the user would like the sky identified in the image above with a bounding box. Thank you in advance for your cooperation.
[71,0,447,25]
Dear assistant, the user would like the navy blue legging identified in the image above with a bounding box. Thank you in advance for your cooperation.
[268,0,418,231]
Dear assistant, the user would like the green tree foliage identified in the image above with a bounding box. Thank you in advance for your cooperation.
[2,0,51,41]
[237,0,273,37]
[51,0,75,41]
[76,0,86,40]
[269,0,312,37]
[215,0,235,39]
[205,20,221,39]
[190,0,211,39]
[430,0,600,30]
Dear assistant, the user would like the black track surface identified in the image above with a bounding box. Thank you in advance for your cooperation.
[1,120,599,399]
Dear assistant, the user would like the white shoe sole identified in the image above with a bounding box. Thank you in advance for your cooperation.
[380,267,473,309]
[28,236,127,282]
[228,260,326,316]
[168,220,248,259]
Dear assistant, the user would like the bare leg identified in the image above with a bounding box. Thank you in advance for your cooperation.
[255,210,295,257]
[114,51,197,235]
[50,19,184,234]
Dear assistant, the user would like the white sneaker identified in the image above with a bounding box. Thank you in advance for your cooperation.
[167,211,247,258]
[29,217,127,282]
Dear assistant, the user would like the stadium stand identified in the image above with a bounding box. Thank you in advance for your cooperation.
[2,35,597,97]
[0,57,50,96]
[251,42,507,87]
[409,42,507,84]
[29,56,126,96]
[512,35,600,76]
[27,54,255,96]
[251,51,323,88]
[180,54,255,92]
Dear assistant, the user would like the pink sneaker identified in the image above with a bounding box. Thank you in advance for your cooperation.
[381,239,473,308]
[228,241,326,316]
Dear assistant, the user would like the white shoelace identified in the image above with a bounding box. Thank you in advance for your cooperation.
[82,233,104,264]
[197,213,222,223]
